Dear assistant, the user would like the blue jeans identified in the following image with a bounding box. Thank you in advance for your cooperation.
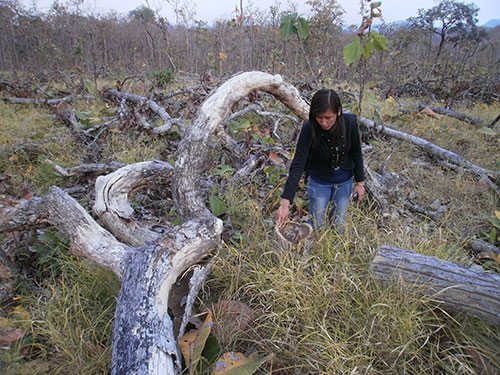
[307,177,353,232]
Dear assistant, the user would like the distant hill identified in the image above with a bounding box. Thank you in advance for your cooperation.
[369,19,499,30]
[482,19,500,28]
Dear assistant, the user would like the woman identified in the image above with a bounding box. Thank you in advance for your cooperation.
[275,89,365,232]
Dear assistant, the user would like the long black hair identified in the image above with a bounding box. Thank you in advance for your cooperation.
[309,89,345,148]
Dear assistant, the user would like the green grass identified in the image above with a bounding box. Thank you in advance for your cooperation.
[1,248,119,375]
[0,104,84,195]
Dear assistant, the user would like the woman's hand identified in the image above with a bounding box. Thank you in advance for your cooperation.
[352,182,366,201]
[275,199,290,229]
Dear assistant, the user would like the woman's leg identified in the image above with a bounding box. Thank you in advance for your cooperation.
[307,178,332,230]
[328,178,353,233]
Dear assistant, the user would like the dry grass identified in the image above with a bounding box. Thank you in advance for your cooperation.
[203,187,499,374]
[0,94,499,374]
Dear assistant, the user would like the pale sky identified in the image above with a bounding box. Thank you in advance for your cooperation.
[20,0,499,26]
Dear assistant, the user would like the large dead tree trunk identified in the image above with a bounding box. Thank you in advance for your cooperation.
[0,71,309,374]
[371,246,500,325]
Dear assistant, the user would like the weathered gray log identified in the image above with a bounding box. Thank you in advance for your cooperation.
[417,104,486,126]
[172,71,309,222]
[371,246,500,325]
[1,94,93,105]
[470,239,500,255]
[112,216,222,374]
[0,187,129,278]
[359,117,499,195]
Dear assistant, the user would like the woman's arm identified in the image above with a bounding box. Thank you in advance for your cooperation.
[281,123,311,202]
[275,123,311,227]
[348,115,366,200]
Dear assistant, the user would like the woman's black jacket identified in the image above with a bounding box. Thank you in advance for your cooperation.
[281,113,364,202]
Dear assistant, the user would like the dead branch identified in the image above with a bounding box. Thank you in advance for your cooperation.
[2,94,93,105]
[162,85,204,98]
[490,113,500,128]
[104,89,185,133]
[93,161,174,247]
[173,71,309,222]
[43,159,126,177]
[0,188,129,278]
[470,239,500,255]
[417,104,486,126]
[359,117,499,195]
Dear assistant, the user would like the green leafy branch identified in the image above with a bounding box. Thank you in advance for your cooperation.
[343,1,389,116]
[279,13,317,82]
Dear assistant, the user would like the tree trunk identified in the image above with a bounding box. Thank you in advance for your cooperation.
[371,246,500,325]
[0,71,309,374]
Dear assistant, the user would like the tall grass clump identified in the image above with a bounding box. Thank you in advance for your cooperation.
[1,242,119,375]
[203,187,500,374]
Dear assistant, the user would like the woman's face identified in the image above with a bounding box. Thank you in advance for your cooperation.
[316,108,340,131]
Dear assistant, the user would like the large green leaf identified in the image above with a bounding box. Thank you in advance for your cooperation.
[296,17,309,40]
[279,13,296,41]
[371,31,389,51]
[363,40,375,59]
[209,195,227,217]
[343,38,363,65]
[477,127,496,136]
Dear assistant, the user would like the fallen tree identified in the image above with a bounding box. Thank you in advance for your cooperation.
[1,94,94,105]
[359,117,499,195]
[371,246,500,325]
[0,71,309,374]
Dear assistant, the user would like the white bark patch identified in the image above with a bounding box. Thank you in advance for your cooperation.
[94,160,174,246]
[173,71,309,221]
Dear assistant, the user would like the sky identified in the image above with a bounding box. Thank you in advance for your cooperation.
[20,0,499,26]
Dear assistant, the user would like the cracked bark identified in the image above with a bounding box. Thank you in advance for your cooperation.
[371,246,500,325]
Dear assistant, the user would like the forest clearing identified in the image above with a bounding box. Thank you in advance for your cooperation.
[0,0,499,374]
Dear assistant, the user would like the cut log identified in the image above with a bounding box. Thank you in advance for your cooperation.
[371,246,500,325]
